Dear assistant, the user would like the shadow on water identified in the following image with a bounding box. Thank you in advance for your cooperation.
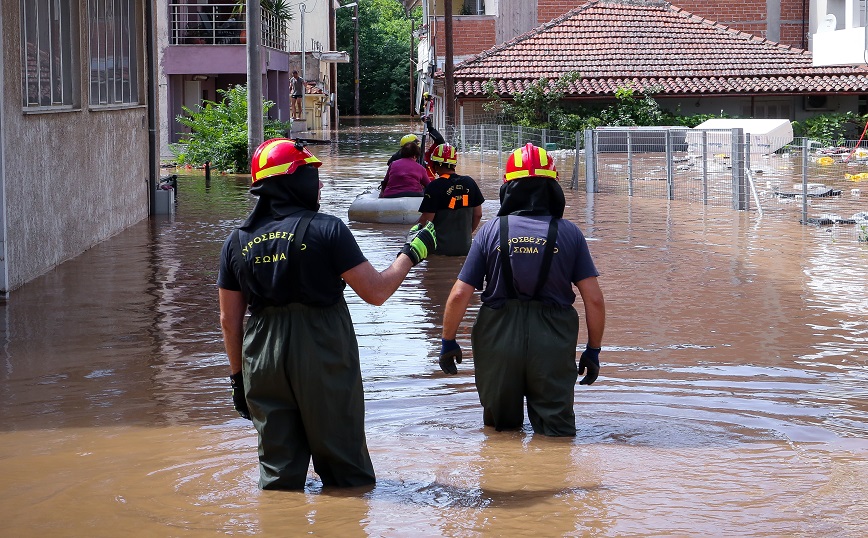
[1,117,867,536]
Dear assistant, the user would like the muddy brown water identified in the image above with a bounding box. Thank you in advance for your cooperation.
[1,118,866,537]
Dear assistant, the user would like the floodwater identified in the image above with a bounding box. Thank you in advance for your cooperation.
[1,118,867,537]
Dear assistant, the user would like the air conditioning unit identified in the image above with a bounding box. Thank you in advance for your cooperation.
[804,95,837,111]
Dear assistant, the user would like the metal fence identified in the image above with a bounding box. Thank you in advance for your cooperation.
[451,122,868,241]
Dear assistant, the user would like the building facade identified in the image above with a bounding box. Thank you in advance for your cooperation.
[0,0,158,294]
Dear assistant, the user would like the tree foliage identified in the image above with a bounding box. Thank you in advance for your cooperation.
[172,85,291,173]
[792,112,867,145]
[336,0,420,115]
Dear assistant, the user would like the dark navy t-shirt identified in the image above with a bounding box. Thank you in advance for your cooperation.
[458,215,598,308]
[217,212,367,312]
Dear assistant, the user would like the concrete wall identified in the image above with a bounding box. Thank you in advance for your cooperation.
[1,0,150,292]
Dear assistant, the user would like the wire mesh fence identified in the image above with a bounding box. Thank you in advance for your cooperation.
[450,121,868,242]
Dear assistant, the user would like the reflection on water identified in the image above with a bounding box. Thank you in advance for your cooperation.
[0,118,866,536]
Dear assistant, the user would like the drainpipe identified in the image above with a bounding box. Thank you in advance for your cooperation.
[145,0,157,215]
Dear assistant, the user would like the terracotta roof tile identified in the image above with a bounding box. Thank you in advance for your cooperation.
[451,0,868,98]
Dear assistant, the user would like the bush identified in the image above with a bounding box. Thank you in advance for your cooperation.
[172,85,291,173]
[792,112,867,146]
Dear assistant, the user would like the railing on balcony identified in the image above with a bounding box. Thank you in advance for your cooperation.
[168,2,287,51]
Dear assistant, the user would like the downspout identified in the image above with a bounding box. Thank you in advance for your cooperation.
[145,0,158,215]
[802,0,807,50]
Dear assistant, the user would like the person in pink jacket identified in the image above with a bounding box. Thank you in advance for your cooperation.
[379,134,431,198]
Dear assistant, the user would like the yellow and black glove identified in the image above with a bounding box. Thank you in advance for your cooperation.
[400,222,436,266]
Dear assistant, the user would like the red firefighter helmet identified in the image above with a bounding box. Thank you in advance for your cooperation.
[430,143,458,166]
[251,138,322,184]
[503,142,558,182]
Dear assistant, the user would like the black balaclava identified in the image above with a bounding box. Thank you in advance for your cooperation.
[240,165,320,231]
[497,177,566,218]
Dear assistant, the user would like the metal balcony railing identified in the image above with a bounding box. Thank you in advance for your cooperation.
[168,2,287,51]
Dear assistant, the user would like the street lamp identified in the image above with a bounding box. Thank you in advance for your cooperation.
[338,2,360,116]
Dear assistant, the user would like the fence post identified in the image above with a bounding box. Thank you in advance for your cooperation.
[459,105,465,153]
[497,124,503,166]
[585,129,596,194]
[701,130,708,205]
[744,133,751,211]
[571,130,580,190]
[627,130,634,197]
[666,129,674,200]
[479,125,485,164]
[802,137,809,224]
[518,126,523,146]
[542,128,548,149]
[731,128,746,210]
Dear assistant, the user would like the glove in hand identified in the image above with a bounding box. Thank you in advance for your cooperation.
[230,371,251,420]
[578,347,600,385]
[400,221,436,265]
[439,338,462,375]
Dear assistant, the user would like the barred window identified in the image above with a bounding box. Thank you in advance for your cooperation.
[88,0,139,106]
[20,0,78,108]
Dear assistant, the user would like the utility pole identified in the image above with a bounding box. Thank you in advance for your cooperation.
[410,20,415,116]
[353,2,360,115]
[329,1,338,127]
[247,0,263,159]
[444,0,454,127]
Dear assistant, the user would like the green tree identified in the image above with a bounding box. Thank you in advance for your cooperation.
[482,72,581,128]
[336,0,420,115]
[172,85,291,173]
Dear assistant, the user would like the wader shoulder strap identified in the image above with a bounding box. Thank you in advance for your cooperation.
[499,216,559,301]
[499,216,517,299]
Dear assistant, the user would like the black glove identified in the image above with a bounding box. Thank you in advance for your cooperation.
[399,222,436,266]
[230,371,251,420]
[578,346,600,385]
[439,338,462,375]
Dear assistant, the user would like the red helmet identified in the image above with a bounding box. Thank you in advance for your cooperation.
[503,142,558,182]
[430,143,458,166]
[251,138,322,184]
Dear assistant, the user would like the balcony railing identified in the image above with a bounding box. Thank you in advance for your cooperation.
[169,2,287,51]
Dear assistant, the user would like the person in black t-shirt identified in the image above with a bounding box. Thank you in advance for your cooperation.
[217,138,436,490]
[417,143,484,256]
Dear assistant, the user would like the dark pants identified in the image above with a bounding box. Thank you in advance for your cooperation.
[243,301,375,489]
[471,300,580,436]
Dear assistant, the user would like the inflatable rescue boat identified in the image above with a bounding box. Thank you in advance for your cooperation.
[347,191,421,224]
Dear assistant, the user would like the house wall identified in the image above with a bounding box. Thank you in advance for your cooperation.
[1,0,151,292]
[433,16,497,62]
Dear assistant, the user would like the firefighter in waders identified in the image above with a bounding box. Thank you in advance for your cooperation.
[416,144,484,256]
[438,143,605,436]
[217,138,436,489]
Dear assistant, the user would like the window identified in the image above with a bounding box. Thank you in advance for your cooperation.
[20,0,79,108]
[88,0,139,106]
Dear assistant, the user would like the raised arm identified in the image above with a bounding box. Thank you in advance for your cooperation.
[342,222,437,305]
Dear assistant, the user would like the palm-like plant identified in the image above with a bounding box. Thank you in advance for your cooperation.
[233,0,293,22]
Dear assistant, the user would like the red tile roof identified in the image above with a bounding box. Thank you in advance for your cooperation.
[451,0,868,98]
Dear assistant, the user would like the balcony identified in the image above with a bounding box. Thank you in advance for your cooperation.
[169,2,287,51]
[812,0,867,66]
